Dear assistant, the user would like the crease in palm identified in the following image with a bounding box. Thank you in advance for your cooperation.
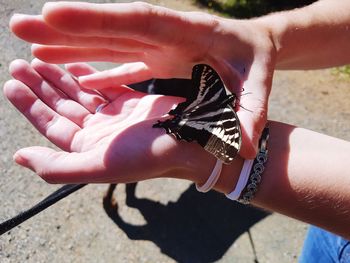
[4,59,183,183]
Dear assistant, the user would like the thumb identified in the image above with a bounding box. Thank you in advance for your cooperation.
[14,147,104,184]
[237,104,267,159]
[236,64,272,159]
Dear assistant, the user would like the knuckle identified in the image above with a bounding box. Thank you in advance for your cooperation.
[186,11,220,31]
[206,13,220,30]
[131,1,154,15]
[130,2,155,38]
[132,1,151,8]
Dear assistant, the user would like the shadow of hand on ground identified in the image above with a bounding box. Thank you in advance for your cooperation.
[103,183,270,263]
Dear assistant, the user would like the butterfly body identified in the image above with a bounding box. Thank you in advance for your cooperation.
[153,64,241,164]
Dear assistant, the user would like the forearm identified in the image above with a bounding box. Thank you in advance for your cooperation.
[188,121,350,239]
[252,121,350,239]
[257,0,350,69]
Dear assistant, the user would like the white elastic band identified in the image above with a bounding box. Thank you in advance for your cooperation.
[196,159,223,193]
[226,159,254,200]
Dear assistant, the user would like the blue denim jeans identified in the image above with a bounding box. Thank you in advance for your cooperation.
[299,226,350,263]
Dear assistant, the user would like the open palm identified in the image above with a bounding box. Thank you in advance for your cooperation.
[4,59,209,184]
[10,1,277,158]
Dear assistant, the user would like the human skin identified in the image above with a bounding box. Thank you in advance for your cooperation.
[8,1,275,159]
[8,0,350,158]
[3,60,350,240]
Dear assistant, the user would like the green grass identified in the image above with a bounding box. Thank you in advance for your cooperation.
[196,0,316,18]
[333,65,350,79]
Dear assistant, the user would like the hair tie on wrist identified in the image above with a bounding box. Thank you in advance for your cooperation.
[225,159,254,200]
[226,127,270,204]
[196,159,223,193]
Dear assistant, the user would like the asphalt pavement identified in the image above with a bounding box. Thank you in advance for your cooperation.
[1,1,350,262]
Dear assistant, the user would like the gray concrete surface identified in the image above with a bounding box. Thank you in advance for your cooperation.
[1,0,350,262]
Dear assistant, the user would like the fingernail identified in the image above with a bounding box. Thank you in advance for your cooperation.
[9,13,23,28]
[78,76,94,89]
[14,150,36,172]
[78,76,87,82]
[11,13,29,19]
[43,2,57,10]
[11,13,22,19]
[31,43,39,51]
[13,151,27,165]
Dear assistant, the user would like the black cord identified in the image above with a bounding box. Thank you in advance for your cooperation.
[248,229,260,263]
[0,184,87,235]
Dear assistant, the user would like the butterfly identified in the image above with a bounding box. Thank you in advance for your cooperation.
[153,64,242,164]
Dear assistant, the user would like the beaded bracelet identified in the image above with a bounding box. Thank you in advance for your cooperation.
[238,127,269,205]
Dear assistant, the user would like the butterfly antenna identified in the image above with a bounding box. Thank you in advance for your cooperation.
[238,104,253,113]
[238,91,252,98]
[235,92,253,113]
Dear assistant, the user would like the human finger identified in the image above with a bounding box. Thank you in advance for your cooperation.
[9,59,91,127]
[78,62,153,89]
[65,62,137,100]
[13,146,105,183]
[31,58,107,113]
[10,14,156,52]
[31,44,143,64]
[64,62,98,76]
[42,1,187,45]
[237,62,272,159]
[4,80,80,151]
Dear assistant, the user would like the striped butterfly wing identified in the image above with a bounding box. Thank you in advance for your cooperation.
[202,104,241,164]
[153,64,242,164]
[173,64,225,115]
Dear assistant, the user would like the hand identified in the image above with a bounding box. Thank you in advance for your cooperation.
[3,59,215,184]
[10,2,277,158]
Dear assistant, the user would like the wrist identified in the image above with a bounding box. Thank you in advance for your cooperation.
[214,157,244,194]
[178,144,244,195]
[178,143,217,185]
[253,14,285,67]
[168,139,244,195]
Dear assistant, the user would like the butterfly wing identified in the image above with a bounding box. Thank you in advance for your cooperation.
[203,105,241,163]
[167,66,202,116]
[169,64,227,116]
[173,102,241,163]
[153,64,242,163]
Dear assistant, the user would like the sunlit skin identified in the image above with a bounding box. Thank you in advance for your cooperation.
[10,1,278,158]
[9,1,350,158]
[4,0,350,239]
[4,59,224,184]
[4,59,350,240]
